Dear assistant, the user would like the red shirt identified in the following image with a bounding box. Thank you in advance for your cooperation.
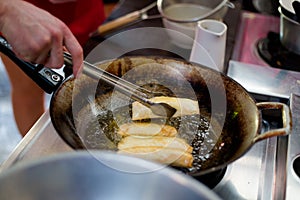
[26,0,105,45]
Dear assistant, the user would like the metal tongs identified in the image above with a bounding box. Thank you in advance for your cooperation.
[0,36,175,118]
[63,52,177,118]
[95,2,161,35]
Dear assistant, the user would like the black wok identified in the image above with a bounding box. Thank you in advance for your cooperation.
[0,38,292,177]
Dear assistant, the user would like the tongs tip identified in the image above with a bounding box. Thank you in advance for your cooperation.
[150,102,177,118]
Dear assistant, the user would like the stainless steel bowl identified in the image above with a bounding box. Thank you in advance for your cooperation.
[157,0,234,49]
[0,151,221,200]
[157,0,234,23]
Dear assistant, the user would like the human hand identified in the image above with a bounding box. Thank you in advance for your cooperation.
[0,0,83,76]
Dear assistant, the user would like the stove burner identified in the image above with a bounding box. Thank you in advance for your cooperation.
[257,32,300,72]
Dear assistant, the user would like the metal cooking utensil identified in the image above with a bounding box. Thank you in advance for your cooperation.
[63,52,177,118]
[0,37,65,94]
[0,36,176,118]
[95,2,161,35]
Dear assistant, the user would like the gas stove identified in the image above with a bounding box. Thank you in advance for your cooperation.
[225,10,300,200]
[228,11,300,100]
[257,32,300,72]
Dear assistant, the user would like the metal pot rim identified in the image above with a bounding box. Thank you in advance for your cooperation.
[157,0,234,23]
[279,0,295,14]
[279,0,300,23]
[279,7,300,25]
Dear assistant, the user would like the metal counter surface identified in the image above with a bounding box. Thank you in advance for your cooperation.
[0,111,73,172]
[286,94,300,200]
[0,107,281,200]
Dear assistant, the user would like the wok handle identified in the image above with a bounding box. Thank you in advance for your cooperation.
[96,11,140,35]
[0,36,64,94]
[253,102,292,142]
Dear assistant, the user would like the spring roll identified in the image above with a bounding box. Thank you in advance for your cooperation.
[118,136,193,153]
[118,146,193,168]
[132,96,199,120]
[118,122,177,137]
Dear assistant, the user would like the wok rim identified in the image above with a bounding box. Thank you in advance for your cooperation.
[49,56,262,176]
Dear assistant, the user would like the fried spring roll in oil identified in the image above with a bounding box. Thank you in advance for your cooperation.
[132,96,199,120]
[118,146,193,168]
[118,136,193,153]
[118,122,177,137]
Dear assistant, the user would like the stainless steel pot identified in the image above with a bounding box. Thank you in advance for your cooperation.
[279,7,300,54]
[0,151,222,200]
